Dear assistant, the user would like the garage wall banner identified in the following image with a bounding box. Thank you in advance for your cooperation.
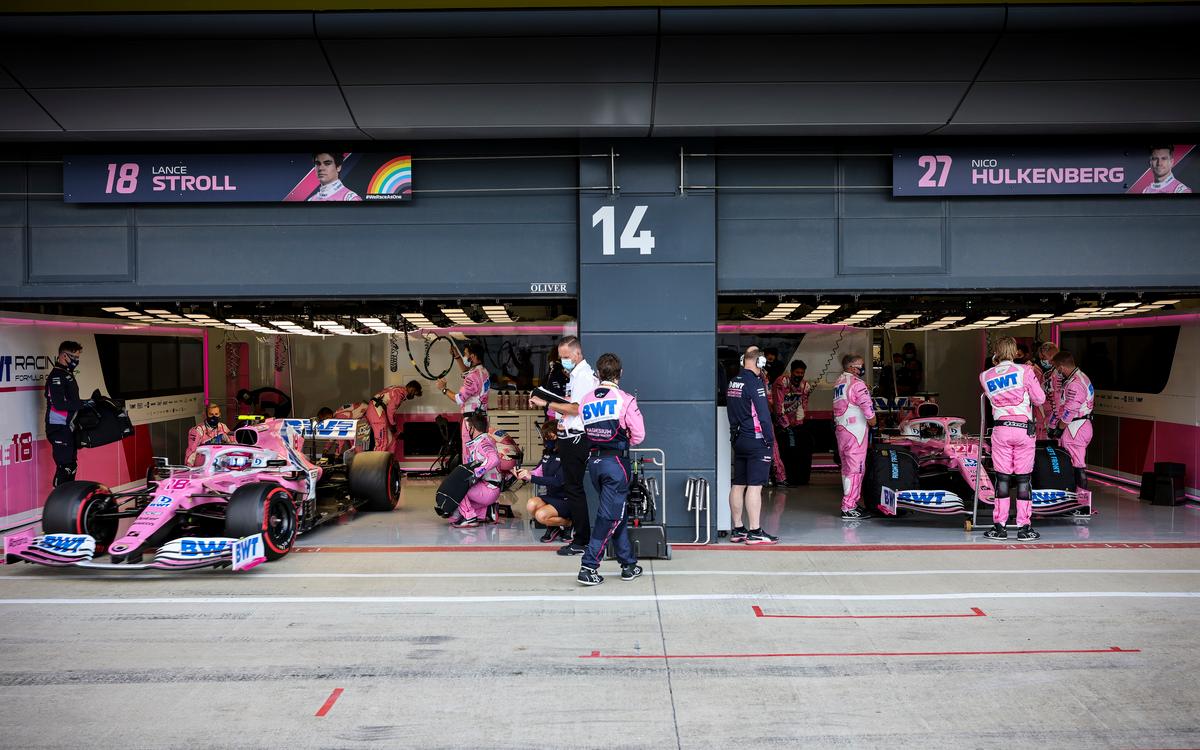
[64,152,412,203]
[893,145,1196,196]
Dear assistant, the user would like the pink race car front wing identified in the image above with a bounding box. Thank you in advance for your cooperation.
[3,532,267,572]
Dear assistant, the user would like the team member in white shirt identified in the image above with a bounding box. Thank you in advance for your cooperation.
[530,335,597,556]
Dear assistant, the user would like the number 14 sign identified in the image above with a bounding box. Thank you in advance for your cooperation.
[591,205,655,256]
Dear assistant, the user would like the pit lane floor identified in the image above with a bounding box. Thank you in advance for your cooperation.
[295,470,1200,549]
[1,546,1198,749]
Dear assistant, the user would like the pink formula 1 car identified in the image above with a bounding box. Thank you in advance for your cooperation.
[5,418,399,570]
[862,416,1090,522]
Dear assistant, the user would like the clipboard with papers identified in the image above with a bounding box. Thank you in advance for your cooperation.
[530,386,571,405]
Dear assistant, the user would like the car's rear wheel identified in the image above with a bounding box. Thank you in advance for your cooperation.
[41,481,119,552]
[349,450,401,511]
[224,483,298,560]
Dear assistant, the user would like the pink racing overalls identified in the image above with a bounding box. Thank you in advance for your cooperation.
[1034,366,1062,441]
[1142,176,1192,194]
[456,364,491,462]
[458,432,502,521]
[771,374,812,485]
[186,421,230,463]
[833,372,876,512]
[981,361,1046,527]
[308,179,362,201]
[366,385,410,454]
[1055,368,1094,469]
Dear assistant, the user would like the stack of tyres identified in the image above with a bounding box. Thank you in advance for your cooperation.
[862,445,920,513]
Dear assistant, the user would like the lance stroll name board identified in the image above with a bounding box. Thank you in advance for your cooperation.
[64,152,412,203]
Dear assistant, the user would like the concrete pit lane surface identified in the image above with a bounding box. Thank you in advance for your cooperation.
[1,545,1199,749]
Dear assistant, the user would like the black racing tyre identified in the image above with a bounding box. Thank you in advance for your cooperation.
[41,481,119,551]
[349,450,401,511]
[224,482,298,560]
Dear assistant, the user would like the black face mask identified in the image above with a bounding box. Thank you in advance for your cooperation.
[543,438,557,452]
[206,416,221,428]
[790,377,804,386]
[65,355,80,371]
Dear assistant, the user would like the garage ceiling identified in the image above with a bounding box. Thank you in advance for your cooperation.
[1,6,1198,140]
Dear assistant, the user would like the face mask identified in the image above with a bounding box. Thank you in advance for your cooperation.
[543,438,557,451]
[561,358,575,372]
[206,416,220,428]
[65,355,79,371]
[755,356,767,370]
[791,376,804,386]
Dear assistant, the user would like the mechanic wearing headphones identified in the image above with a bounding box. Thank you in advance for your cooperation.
[833,353,877,520]
[726,346,779,545]
[530,335,596,557]
[980,336,1047,540]
[437,343,490,463]
[1033,341,1061,440]
[1049,350,1094,514]
[45,340,88,487]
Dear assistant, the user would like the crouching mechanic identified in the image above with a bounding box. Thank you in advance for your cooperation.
[518,420,573,544]
[726,347,780,544]
[833,353,877,519]
[450,412,502,528]
[44,340,88,487]
[980,336,1047,540]
[187,403,231,463]
[577,353,646,586]
[1049,350,1094,513]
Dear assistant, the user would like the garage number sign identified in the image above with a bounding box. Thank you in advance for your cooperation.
[893,144,1196,196]
[64,152,412,203]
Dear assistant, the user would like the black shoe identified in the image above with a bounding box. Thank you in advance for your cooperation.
[841,508,872,520]
[451,517,480,528]
[1017,525,1041,541]
[577,566,603,586]
[745,528,779,545]
[620,564,643,581]
[983,523,1007,540]
[729,526,749,543]
[557,543,586,556]
[539,526,568,544]
[484,505,498,524]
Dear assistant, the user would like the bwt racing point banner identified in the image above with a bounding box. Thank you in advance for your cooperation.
[893,145,1196,196]
[63,152,412,203]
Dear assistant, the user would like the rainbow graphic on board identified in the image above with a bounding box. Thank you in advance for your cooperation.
[365,156,413,198]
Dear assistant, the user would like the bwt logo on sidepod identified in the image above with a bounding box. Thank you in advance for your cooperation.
[0,353,55,383]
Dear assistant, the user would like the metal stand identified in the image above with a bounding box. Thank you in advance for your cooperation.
[676,476,712,546]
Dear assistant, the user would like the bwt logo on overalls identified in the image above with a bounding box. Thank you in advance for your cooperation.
[986,373,1018,392]
[582,400,618,420]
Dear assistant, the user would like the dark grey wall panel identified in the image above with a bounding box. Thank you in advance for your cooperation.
[717,219,838,279]
[318,9,657,38]
[28,227,130,282]
[636,403,716,472]
[841,158,940,218]
[949,218,1200,281]
[981,34,1200,81]
[580,263,715,333]
[0,228,23,287]
[30,201,128,227]
[327,37,655,85]
[950,197,1200,219]
[135,223,575,296]
[951,81,1200,130]
[3,41,334,88]
[582,332,715,403]
[839,218,945,275]
[659,34,988,82]
[0,90,62,133]
[716,156,836,218]
[660,7,1004,34]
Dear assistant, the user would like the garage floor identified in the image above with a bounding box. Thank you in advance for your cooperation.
[297,470,1200,549]
[0,546,1197,749]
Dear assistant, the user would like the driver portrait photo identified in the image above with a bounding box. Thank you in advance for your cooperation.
[1141,146,1192,194]
[308,151,362,201]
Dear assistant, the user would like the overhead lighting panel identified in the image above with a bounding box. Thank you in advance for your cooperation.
[481,306,513,323]
[102,306,129,313]
[440,307,478,325]
[402,313,437,329]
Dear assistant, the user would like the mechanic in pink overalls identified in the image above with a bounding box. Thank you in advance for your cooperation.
[980,336,1047,541]
[364,381,423,454]
[186,402,231,464]
[450,412,502,528]
[1049,350,1094,497]
[1033,342,1061,441]
[436,343,491,463]
[833,353,877,520]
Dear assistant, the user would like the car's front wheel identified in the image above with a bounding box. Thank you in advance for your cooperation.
[224,483,298,560]
[41,481,119,551]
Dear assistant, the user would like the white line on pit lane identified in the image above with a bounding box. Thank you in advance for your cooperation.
[0,592,1197,606]
[2,568,1199,581]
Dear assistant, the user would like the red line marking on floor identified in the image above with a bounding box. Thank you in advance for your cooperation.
[315,688,344,717]
[293,542,1200,554]
[580,646,1139,660]
[752,605,987,619]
